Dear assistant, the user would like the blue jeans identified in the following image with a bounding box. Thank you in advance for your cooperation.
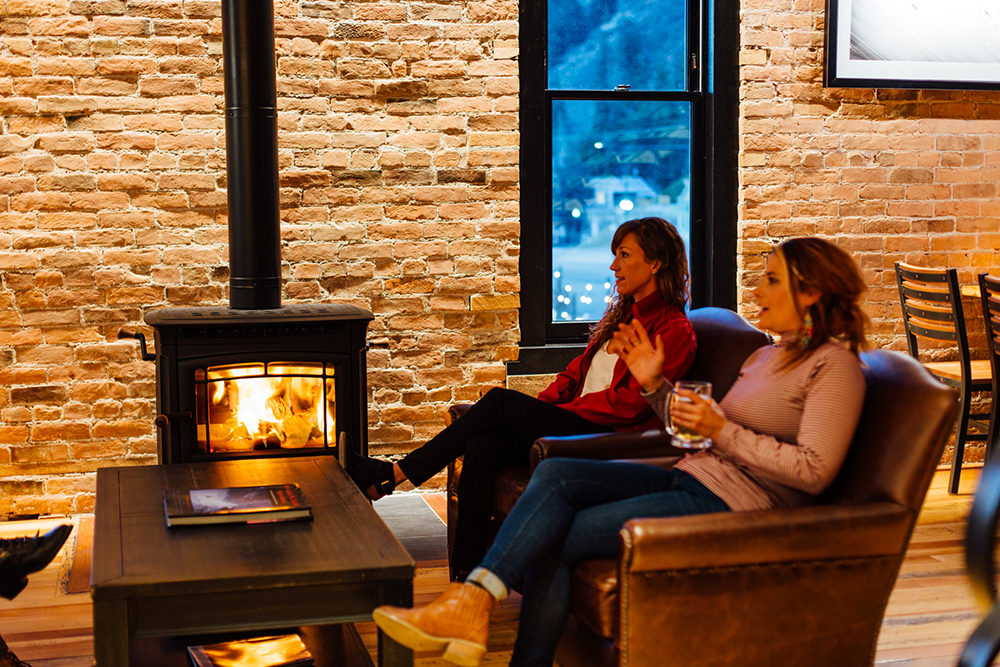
[397,388,612,574]
[478,458,730,667]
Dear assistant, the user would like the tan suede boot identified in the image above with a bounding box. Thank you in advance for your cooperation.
[372,582,495,666]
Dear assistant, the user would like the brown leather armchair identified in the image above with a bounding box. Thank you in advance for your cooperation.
[554,348,959,667]
[445,307,772,579]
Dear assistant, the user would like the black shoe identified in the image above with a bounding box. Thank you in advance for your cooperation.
[341,434,396,497]
[0,524,72,599]
[0,553,26,601]
[0,646,31,667]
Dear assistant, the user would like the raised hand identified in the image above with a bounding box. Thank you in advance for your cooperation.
[611,320,666,392]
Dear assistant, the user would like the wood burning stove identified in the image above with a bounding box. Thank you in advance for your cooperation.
[140,305,372,464]
[119,0,374,466]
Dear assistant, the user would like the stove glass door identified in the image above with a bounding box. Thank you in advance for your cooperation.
[194,361,336,454]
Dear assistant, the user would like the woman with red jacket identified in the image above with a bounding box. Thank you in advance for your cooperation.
[347,216,696,577]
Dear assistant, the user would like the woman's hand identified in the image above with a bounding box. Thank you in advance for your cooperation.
[669,388,727,441]
[611,320,665,393]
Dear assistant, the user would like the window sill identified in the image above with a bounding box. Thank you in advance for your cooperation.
[507,344,587,376]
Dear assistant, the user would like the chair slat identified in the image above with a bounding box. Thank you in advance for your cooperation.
[984,293,1000,313]
[908,323,959,342]
[901,277,950,293]
[898,263,951,284]
[901,283,953,304]
[906,316,957,334]
[903,304,956,326]
[902,294,954,313]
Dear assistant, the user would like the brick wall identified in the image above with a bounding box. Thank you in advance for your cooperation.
[738,0,1000,463]
[1,0,995,517]
[738,0,1000,329]
[0,0,519,518]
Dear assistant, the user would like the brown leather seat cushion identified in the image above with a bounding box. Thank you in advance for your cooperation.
[448,461,529,521]
[494,464,531,518]
[570,559,619,642]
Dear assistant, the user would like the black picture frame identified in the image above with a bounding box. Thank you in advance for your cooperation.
[824,0,1000,91]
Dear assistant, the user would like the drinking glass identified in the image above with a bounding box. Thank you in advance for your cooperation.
[665,380,713,449]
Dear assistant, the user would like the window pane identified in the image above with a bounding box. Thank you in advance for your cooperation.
[548,0,688,91]
[551,100,691,323]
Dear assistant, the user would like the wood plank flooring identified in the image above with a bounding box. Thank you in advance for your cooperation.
[872,467,981,667]
[0,467,985,666]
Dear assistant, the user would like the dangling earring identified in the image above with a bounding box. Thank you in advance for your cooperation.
[799,312,813,349]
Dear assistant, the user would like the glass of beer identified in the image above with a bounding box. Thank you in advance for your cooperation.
[665,380,713,449]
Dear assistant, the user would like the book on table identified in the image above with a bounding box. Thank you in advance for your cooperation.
[163,483,312,527]
[187,634,314,667]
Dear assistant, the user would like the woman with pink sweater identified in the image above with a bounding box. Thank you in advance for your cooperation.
[372,237,869,667]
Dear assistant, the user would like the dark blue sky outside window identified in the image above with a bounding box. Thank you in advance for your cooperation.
[547,0,687,92]
[546,0,693,324]
[551,100,692,322]
[516,0,736,355]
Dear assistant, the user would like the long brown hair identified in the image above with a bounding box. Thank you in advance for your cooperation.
[590,217,689,347]
[774,237,869,369]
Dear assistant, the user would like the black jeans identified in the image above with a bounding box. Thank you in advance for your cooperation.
[397,388,613,575]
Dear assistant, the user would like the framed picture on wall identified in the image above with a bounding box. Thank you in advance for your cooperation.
[824,0,1000,90]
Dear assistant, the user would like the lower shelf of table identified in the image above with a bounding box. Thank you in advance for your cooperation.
[128,623,375,667]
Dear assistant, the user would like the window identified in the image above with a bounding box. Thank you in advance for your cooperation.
[518,0,737,361]
[550,99,692,324]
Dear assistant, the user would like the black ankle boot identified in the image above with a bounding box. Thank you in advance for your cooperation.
[0,580,26,602]
[0,643,31,667]
[0,553,26,601]
[0,524,73,599]
[341,434,396,497]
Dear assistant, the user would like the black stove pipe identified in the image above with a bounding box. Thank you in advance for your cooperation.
[221,0,281,310]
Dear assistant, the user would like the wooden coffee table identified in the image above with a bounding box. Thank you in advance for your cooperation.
[91,456,415,667]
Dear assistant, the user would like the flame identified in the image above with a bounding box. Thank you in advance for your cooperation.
[234,376,281,438]
[211,380,226,404]
[203,364,334,451]
[324,378,336,444]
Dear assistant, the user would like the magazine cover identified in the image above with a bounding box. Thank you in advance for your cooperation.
[163,484,311,526]
[187,634,314,667]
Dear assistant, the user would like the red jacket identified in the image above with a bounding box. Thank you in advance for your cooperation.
[536,291,697,431]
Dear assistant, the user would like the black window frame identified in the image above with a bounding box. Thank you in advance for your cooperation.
[515,0,739,372]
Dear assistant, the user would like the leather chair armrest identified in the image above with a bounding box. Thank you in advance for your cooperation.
[447,403,473,426]
[530,430,686,472]
[621,501,914,573]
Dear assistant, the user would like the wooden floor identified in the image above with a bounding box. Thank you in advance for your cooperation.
[0,467,985,666]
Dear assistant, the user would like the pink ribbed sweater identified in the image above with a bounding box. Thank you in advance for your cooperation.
[646,342,866,511]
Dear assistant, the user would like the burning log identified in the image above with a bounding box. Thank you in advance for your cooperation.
[266,396,321,448]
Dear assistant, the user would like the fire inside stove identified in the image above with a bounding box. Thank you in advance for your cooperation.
[194,361,335,454]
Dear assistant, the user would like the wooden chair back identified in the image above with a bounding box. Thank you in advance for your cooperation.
[895,261,989,494]
[978,272,1000,454]
[895,262,969,359]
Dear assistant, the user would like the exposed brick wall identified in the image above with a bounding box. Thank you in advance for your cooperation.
[738,0,1000,464]
[0,0,519,518]
[738,0,1000,331]
[1,0,994,516]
